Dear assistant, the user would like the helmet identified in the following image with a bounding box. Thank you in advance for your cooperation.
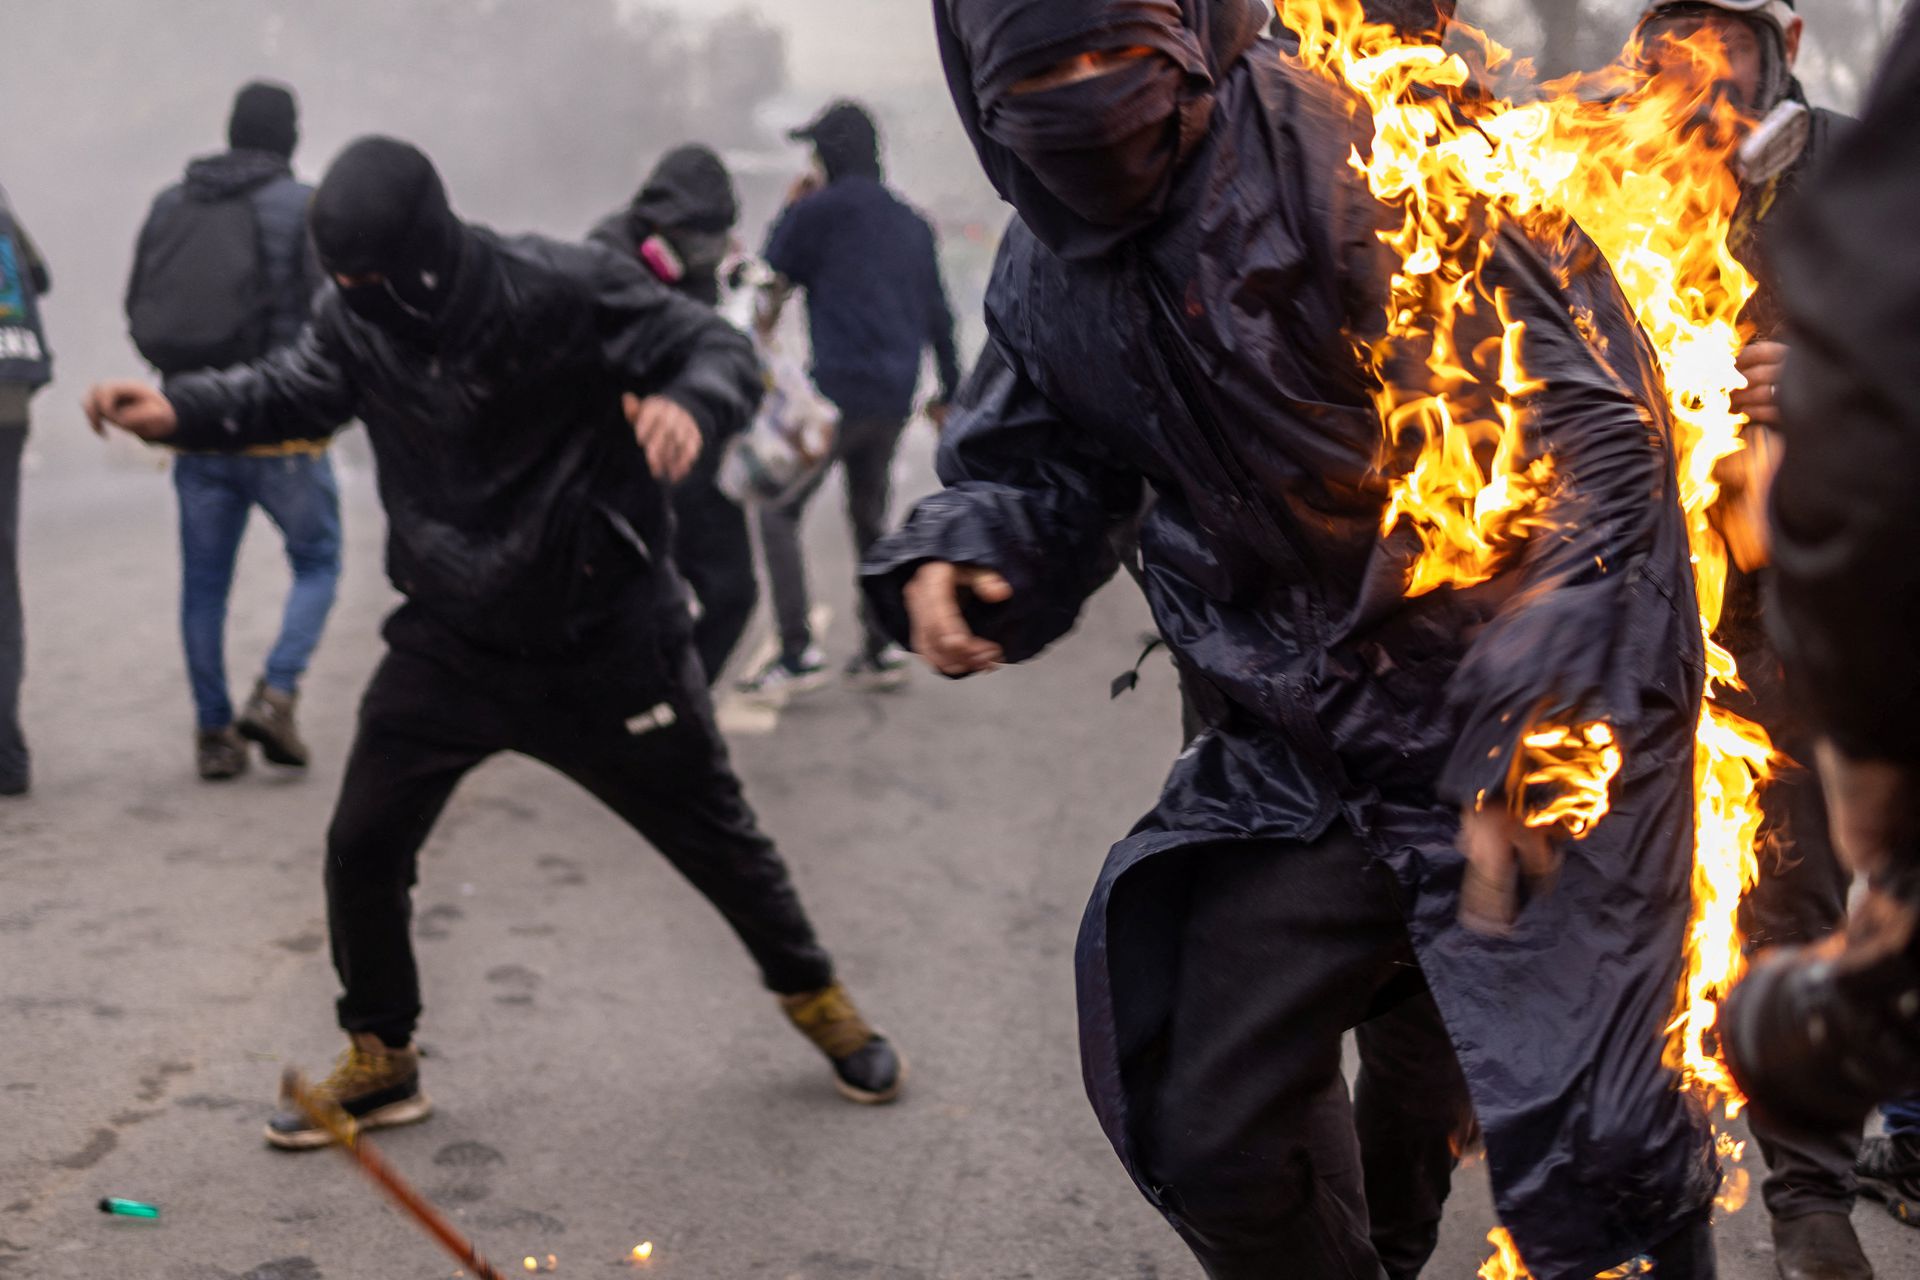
[1640,0,1797,43]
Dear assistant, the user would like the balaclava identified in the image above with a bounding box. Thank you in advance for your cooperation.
[631,144,740,305]
[937,0,1267,260]
[309,137,468,348]
[228,81,298,160]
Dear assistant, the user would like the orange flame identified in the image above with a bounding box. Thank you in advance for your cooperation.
[1276,0,1773,1083]
[1274,5,1775,1268]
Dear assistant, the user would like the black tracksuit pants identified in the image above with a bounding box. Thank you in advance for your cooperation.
[673,477,758,686]
[326,605,834,1046]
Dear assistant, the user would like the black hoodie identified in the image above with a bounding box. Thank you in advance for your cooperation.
[589,145,741,308]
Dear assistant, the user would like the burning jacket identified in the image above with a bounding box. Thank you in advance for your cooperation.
[863,28,1713,1280]
[165,230,761,660]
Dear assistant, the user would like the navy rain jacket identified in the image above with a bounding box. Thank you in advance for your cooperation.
[864,13,1715,1278]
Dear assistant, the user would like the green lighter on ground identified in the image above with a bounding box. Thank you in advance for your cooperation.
[98,1197,160,1219]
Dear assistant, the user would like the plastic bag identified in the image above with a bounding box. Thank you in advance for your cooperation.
[716,259,839,507]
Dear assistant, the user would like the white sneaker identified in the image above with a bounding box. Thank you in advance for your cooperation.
[735,646,830,704]
[844,645,912,692]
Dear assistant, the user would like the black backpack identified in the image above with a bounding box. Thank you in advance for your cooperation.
[127,189,268,375]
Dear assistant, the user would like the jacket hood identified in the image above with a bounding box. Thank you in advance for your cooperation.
[936,0,1267,261]
[631,144,740,234]
[184,149,293,202]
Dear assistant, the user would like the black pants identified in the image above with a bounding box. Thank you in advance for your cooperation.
[1135,829,1466,1280]
[672,479,757,685]
[0,425,25,788]
[1739,749,1863,1220]
[326,608,834,1045]
[758,414,906,663]
[1134,829,1714,1280]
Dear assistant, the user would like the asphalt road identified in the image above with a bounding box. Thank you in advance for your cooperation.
[1,429,1915,1279]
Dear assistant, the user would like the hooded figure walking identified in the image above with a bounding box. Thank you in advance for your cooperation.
[591,144,759,684]
[87,137,905,1148]
[864,1,1719,1276]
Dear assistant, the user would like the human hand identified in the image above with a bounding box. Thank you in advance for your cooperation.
[902,562,1013,676]
[1457,802,1557,935]
[1816,740,1919,883]
[82,381,178,440]
[625,393,703,484]
[1730,341,1790,428]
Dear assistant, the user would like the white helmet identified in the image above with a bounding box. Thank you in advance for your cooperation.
[1640,0,1798,43]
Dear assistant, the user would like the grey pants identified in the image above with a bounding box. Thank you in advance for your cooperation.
[0,424,25,787]
[756,414,907,663]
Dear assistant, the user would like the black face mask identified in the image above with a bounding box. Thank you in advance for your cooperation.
[336,272,449,349]
[940,0,1259,260]
[982,54,1191,227]
[311,136,467,348]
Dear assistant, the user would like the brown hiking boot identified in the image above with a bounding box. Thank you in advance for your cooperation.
[265,1033,432,1150]
[780,981,907,1105]
[237,680,309,768]
[196,726,249,781]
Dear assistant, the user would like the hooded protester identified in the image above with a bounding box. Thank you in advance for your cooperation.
[0,185,50,797]
[737,100,965,700]
[87,136,906,1149]
[125,80,341,783]
[590,145,758,684]
[1636,10,1881,1274]
[863,1,1719,1276]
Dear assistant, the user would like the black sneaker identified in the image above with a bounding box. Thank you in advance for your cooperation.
[237,680,310,768]
[265,1033,433,1150]
[1858,1132,1920,1227]
[779,981,907,1105]
[843,645,912,693]
[196,726,249,781]
[735,646,830,704]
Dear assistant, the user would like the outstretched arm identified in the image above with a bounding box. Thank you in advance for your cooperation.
[89,313,359,450]
[863,336,1142,674]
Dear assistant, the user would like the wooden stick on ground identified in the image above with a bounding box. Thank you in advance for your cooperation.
[281,1069,510,1280]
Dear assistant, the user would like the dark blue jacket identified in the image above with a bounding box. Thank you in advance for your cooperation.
[864,41,1713,1280]
[763,175,960,422]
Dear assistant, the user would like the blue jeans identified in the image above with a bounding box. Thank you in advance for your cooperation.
[1883,1096,1920,1137]
[174,453,342,730]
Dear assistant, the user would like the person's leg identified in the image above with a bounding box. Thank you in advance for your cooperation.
[250,453,343,697]
[1355,988,1476,1280]
[265,634,504,1149]
[528,656,833,995]
[0,427,28,791]
[755,460,834,666]
[326,645,500,1045]
[1740,762,1865,1222]
[673,481,758,685]
[1136,828,1409,1280]
[837,416,909,660]
[172,455,253,731]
